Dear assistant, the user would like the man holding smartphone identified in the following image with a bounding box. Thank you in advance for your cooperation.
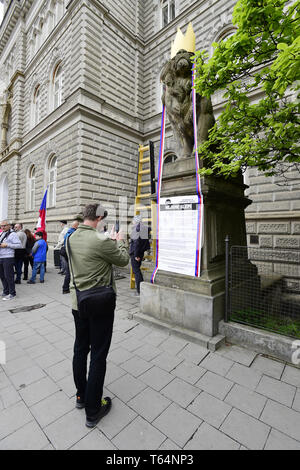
[0,220,22,300]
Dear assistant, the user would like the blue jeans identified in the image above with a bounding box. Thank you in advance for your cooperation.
[31,262,45,282]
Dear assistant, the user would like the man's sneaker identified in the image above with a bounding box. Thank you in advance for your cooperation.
[15,280,21,284]
[75,396,85,409]
[40,280,44,283]
[1,292,8,297]
[63,290,70,294]
[85,397,112,428]
[27,280,35,284]
[3,294,16,301]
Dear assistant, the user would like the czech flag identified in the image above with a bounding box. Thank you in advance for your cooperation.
[36,188,48,232]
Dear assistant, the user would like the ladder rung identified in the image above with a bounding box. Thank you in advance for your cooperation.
[140,158,150,164]
[139,145,150,152]
[137,193,151,199]
[142,218,152,222]
[139,169,150,175]
[138,182,151,187]
[135,206,151,211]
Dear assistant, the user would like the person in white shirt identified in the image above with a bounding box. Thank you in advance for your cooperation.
[14,223,27,284]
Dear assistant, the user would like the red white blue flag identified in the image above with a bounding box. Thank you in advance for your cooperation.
[36,188,48,232]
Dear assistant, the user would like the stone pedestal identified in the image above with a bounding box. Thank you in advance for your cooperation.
[140,156,252,339]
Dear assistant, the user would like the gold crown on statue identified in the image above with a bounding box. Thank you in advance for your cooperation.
[171,22,196,58]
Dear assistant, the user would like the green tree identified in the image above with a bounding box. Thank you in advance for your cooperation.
[194,0,300,179]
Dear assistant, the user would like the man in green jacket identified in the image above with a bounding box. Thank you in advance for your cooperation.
[67,203,129,428]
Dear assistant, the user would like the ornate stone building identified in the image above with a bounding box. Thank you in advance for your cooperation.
[0,0,299,253]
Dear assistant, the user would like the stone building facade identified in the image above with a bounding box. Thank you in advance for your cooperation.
[0,0,299,257]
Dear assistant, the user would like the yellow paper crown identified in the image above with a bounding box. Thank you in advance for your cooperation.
[171,23,196,58]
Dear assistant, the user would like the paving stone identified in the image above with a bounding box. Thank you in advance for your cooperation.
[250,355,285,379]
[260,400,300,441]
[221,408,270,450]
[171,361,206,385]
[128,387,171,422]
[256,375,296,407]
[46,359,72,382]
[26,341,55,359]
[120,356,153,377]
[293,389,300,412]
[57,374,76,398]
[153,403,202,448]
[34,350,67,369]
[126,324,152,340]
[105,362,127,386]
[0,385,21,410]
[117,337,145,353]
[199,352,234,376]
[112,416,166,450]
[10,365,46,390]
[70,429,117,450]
[226,363,262,390]
[160,336,188,355]
[139,366,174,391]
[0,372,10,390]
[4,345,25,361]
[108,347,134,366]
[134,343,161,362]
[107,374,147,403]
[217,344,257,367]
[188,391,232,428]
[2,355,35,376]
[0,401,33,440]
[19,376,60,407]
[98,397,137,440]
[0,421,49,450]
[161,377,200,408]
[177,343,210,365]
[184,422,240,450]
[143,330,169,348]
[151,352,183,372]
[159,439,181,450]
[196,371,234,400]
[281,365,300,388]
[225,384,267,418]
[53,337,74,353]
[30,391,74,428]
[264,428,300,450]
[18,334,45,349]
[44,409,91,450]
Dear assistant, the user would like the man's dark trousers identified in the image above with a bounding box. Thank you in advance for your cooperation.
[0,258,16,296]
[72,297,115,417]
[131,255,143,294]
[62,261,70,293]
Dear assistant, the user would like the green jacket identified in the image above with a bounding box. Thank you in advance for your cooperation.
[66,224,129,311]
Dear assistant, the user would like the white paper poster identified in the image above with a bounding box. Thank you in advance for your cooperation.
[157,195,203,277]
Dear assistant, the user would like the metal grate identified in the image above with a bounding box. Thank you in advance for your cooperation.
[227,245,300,339]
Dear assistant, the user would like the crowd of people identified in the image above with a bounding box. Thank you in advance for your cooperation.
[0,205,150,429]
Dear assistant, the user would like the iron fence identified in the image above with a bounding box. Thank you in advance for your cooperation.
[225,239,300,339]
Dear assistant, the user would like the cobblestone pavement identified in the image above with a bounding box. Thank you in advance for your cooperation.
[0,264,300,450]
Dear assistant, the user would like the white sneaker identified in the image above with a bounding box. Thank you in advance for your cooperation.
[3,294,16,301]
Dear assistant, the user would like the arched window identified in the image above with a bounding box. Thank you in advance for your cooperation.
[0,173,8,220]
[52,63,62,109]
[164,152,177,164]
[47,155,57,207]
[161,0,176,28]
[28,165,36,211]
[33,85,41,126]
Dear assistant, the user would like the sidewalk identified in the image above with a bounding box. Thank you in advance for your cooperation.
[0,264,300,450]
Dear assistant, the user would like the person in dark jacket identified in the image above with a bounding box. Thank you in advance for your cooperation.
[129,215,150,295]
[23,229,35,280]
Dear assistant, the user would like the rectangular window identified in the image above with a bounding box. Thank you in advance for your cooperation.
[162,0,176,27]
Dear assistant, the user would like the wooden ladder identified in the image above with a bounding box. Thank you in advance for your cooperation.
[130,142,156,289]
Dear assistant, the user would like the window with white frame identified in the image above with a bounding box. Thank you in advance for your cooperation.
[52,63,62,110]
[164,152,177,164]
[33,85,41,126]
[28,165,36,211]
[161,0,176,28]
[47,155,57,207]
